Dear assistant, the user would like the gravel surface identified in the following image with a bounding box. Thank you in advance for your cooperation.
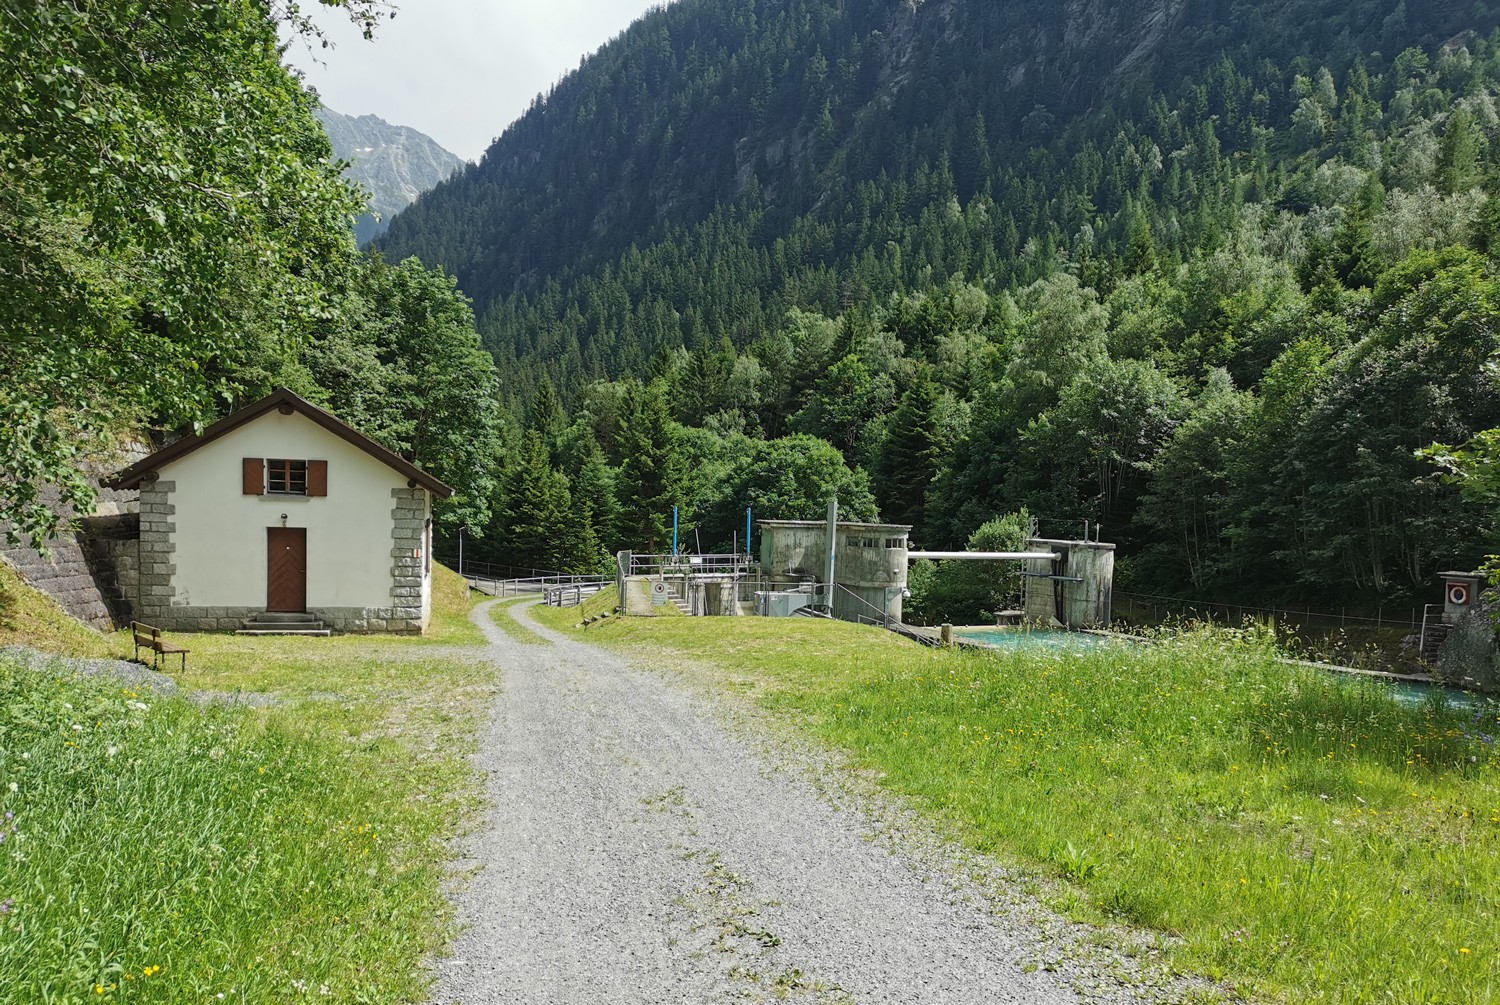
[0,644,180,695]
[1,644,281,706]
[434,602,1218,1005]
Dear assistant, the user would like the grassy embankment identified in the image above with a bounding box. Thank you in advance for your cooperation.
[0,564,492,1005]
[535,589,1500,1005]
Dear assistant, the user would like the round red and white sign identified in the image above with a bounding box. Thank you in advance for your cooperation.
[1448,583,1470,606]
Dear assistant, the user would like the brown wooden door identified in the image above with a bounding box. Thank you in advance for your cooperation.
[267,528,307,612]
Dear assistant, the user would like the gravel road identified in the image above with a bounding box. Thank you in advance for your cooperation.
[432,600,1198,1005]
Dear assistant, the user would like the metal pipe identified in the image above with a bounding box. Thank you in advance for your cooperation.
[907,551,1060,561]
[825,498,838,609]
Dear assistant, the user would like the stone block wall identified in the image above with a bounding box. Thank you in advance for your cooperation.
[135,480,178,625]
[81,514,141,625]
[318,606,423,634]
[389,487,428,633]
[1,535,114,630]
[137,604,423,635]
[0,482,141,631]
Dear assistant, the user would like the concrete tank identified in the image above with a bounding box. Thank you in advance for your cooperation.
[1022,538,1114,628]
[758,519,911,623]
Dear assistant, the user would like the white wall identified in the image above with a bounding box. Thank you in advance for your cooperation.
[160,411,426,610]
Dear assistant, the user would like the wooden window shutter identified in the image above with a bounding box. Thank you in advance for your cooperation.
[242,457,264,495]
[307,460,328,497]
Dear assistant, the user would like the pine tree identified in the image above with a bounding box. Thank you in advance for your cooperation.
[1437,107,1480,195]
[571,434,620,553]
[498,430,573,572]
[876,369,941,538]
[615,381,684,553]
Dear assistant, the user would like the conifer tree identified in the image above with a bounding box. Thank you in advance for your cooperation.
[498,430,573,572]
[1437,107,1481,195]
[571,434,620,553]
[527,376,566,464]
[876,368,941,538]
[615,381,684,553]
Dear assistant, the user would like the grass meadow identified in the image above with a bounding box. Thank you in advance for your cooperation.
[0,565,493,1005]
[537,592,1500,1004]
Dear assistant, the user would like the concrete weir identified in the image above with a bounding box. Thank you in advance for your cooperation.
[1020,538,1115,629]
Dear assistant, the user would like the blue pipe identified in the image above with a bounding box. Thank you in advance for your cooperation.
[746,507,753,558]
[672,505,679,557]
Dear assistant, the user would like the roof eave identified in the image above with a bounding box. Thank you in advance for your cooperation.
[105,388,455,500]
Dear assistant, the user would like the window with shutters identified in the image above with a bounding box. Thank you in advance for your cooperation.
[266,459,308,495]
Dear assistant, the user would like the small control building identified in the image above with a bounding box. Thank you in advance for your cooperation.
[106,388,452,634]
[758,518,911,623]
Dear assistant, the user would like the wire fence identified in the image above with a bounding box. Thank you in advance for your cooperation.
[1114,589,1423,633]
[436,556,570,581]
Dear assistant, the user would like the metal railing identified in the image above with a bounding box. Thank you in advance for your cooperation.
[545,581,612,608]
[627,553,757,578]
[467,573,608,597]
[831,583,898,626]
[444,557,576,580]
[1418,603,1449,661]
[1114,590,1424,631]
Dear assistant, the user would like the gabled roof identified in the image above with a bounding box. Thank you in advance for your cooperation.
[107,388,454,499]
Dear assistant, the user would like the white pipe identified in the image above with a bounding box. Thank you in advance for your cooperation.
[907,551,1059,561]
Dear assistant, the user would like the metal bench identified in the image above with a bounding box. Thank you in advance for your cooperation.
[131,621,189,672]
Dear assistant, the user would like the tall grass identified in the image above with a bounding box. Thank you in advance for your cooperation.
[0,563,492,1004]
[570,610,1500,1004]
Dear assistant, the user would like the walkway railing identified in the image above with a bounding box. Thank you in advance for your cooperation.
[627,553,756,578]
[831,583,897,626]
[467,573,606,597]
[443,557,571,581]
[545,582,612,608]
[1114,589,1423,631]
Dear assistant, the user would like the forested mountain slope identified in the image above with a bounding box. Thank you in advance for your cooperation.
[381,0,1500,610]
[382,0,1488,362]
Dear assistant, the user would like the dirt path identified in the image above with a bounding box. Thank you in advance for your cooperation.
[431,601,1181,1005]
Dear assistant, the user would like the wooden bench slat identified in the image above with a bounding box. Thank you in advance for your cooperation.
[130,621,188,670]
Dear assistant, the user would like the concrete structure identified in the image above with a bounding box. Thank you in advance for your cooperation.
[1439,571,1489,624]
[759,517,911,623]
[106,388,452,634]
[616,552,753,617]
[1021,538,1115,628]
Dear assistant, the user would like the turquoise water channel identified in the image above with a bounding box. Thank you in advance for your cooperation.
[953,627,1120,652]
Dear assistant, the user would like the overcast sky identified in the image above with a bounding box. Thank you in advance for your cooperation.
[285,0,667,162]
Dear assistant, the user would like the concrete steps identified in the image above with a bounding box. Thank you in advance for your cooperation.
[1419,622,1451,661]
[661,583,694,615]
[236,612,331,636]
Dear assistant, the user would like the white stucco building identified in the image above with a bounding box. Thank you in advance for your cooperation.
[107,388,453,634]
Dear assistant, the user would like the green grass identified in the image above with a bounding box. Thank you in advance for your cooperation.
[0,561,127,659]
[418,564,488,646]
[0,563,494,1004]
[529,586,619,633]
[556,610,1500,1004]
[486,598,550,646]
